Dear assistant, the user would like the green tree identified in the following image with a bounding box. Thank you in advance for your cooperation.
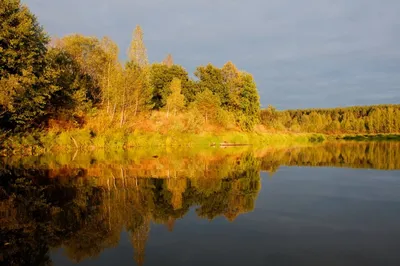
[192,89,221,124]
[56,34,110,103]
[0,0,49,129]
[149,63,194,109]
[42,48,93,122]
[195,62,260,130]
[194,64,227,105]
[237,73,260,130]
[221,61,241,112]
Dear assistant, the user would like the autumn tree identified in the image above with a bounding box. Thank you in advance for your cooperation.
[309,111,324,132]
[107,63,124,122]
[100,37,119,112]
[131,219,150,266]
[119,64,152,126]
[128,25,148,67]
[118,25,153,125]
[166,78,185,117]
[162,54,174,67]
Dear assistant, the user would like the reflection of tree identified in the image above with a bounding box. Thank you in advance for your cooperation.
[129,217,150,266]
[0,153,262,265]
[0,172,53,266]
[194,153,261,221]
[259,142,400,173]
[0,169,105,265]
[1,141,399,265]
[166,178,187,210]
[166,217,176,232]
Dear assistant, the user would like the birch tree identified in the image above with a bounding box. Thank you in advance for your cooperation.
[100,37,119,113]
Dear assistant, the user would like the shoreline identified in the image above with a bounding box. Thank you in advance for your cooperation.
[2,129,400,157]
[1,130,325,156]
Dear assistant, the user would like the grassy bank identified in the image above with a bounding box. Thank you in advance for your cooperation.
[3,126,400,157]
[0,128,325,156]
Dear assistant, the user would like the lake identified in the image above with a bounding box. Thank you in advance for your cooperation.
[1,141,400,266]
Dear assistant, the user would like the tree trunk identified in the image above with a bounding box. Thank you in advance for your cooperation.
[71,136,79,149]
[111,103,116,121]
[120,78,126,127]
[107,179,111,230]
[134,94,139,117]
[107,62,111,113]
[120,167,125,189]
[120,108,125,127]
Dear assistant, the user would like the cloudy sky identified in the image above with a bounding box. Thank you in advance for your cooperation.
[23,0,400,109]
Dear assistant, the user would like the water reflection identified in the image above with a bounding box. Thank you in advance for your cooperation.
[0,141,399,265]
[0,153,260,265]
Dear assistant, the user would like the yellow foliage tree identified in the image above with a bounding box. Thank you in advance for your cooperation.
[128,25,148,67]
[166,78,185,117]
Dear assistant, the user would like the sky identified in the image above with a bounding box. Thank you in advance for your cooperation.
[23,0,400,109]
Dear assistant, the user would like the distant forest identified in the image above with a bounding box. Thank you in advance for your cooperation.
[261,104,400,134]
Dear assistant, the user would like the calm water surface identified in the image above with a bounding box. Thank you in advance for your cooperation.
[1,142,400,266]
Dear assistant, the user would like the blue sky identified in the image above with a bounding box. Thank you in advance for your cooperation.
[23,0,400,109]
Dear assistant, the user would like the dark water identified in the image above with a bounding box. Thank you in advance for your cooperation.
[1,141,400,266]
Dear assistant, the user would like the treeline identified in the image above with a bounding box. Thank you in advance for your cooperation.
[261,104,400,134]
[0,0,260,134]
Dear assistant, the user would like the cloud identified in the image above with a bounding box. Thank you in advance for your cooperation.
[23,0,400,109]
